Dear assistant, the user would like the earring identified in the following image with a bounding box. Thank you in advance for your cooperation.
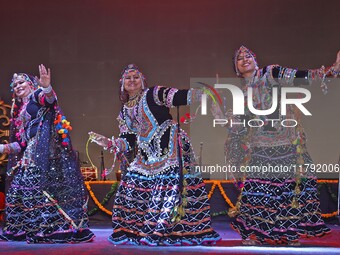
[120,78,124,92]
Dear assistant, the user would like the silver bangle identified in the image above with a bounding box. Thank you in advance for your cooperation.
[0,144,4,154]
[42,84,53,94]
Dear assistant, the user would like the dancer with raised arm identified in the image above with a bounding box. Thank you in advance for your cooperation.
[0,65,95,243]
[218,47,340,245]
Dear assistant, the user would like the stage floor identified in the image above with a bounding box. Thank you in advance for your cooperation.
[1,219,340,255]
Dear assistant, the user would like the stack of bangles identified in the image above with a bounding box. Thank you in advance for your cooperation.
[41,84,53,94]
[328,66,339,77]
[41,84,55,103]
[104,137,117,153]
[0,144,9,154]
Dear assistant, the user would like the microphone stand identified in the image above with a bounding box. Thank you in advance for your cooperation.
[176,106,184,246]
[199,142,204,178]
[100,150,106,181]
[176,107,183,199]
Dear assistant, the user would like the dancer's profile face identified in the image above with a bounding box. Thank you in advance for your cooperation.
[123,70,142,96]
[236,51,256,77]
[12,78,32,98]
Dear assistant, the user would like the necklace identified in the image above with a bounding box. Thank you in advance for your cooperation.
[244,69,259,87]
[14,96,30,145]
[125,92,142,108]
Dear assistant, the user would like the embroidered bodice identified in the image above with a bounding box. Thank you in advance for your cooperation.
[9,88,56,154]
[116,86,196,176]
[234,65,313,147]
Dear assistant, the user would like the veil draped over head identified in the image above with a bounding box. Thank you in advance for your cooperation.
[7,76,90,230]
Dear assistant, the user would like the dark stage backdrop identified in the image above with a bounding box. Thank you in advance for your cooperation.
[0,0,339,179]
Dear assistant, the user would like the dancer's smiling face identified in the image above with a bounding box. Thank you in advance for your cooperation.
[123,70,143,97]
[236,50,257,78]
[12,77,33,98]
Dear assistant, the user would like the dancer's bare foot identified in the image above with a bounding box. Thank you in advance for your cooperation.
[242,239,258,246]
[288,241,301,246]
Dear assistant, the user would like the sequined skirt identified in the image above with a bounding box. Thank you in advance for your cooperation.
[1,138,95,243]
[231,145,331,244]
[108,168,221,246]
